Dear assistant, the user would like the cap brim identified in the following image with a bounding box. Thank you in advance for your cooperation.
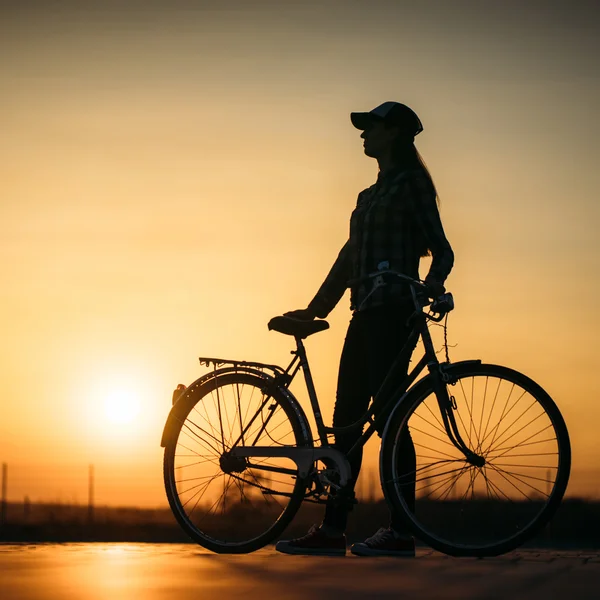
[350,112,382,130]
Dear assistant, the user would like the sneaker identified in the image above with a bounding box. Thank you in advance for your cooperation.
[350,527,415,557]
[276,525,346,556]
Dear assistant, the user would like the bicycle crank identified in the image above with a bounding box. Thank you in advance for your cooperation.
[229,446,352,485]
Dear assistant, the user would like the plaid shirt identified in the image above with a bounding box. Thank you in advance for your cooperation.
[308,167,454,316]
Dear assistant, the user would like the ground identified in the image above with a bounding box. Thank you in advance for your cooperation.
[0,543,598,600]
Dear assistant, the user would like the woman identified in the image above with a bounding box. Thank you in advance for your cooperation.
[276,101,454,557]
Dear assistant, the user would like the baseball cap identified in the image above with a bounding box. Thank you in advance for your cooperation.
[350,101,423,136]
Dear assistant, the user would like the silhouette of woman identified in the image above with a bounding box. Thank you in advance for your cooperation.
[276,102,454,557]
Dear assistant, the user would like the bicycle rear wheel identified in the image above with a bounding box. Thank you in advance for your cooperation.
[380,363,571,557]
[163,372,311,553]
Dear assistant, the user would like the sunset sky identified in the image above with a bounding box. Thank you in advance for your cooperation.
[1,0,599,507]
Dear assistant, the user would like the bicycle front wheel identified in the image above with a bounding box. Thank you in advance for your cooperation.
[380,363,571,557]
[164,372,311,553]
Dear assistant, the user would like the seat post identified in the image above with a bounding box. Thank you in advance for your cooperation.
[295,337,328,446]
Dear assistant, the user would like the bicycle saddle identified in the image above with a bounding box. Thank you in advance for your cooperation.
[267,316,330,339]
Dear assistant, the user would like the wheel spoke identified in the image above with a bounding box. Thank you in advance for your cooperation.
[485,399,540,454]
[181,418,223,454]
[176,442,220,467]
[419,467,473,499]
[489,465,552,496]
[486,410,548,457]
[412,409,448,438]
[413,464,471,488]
[477,376,490,454]
[480,377,502,449]
[421,397,446,432]
[175,457,219,469]
[193,402,223,448]
[413,441,462,460]
[177,426,222,462]
[181,472,221,510]
[438,464,471,500]
[409,425,460,450]
[482,466,513,502]
[483,385,526,451]
[485,463,535,501]
[485,431,556,458]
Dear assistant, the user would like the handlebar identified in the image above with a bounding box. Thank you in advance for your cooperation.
[347,269,428,293]
[348,269,454,318]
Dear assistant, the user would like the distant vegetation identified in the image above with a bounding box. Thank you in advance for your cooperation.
[1,498,599,548]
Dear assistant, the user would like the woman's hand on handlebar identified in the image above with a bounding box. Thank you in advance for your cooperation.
[423,276,446,299]
[283,307,318,321]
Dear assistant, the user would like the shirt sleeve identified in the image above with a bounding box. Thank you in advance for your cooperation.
[307,240,352,318]
[406,171,454,284]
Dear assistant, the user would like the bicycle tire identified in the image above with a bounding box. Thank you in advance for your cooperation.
[164,372,312,553]
[380,362,571,557]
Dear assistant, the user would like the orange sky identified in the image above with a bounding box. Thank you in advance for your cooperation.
[1,1,599,506]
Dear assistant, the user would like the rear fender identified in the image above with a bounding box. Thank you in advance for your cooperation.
[160,367,270,448]
[160,367,312,448]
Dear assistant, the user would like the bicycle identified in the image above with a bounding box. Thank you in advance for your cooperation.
[161,270,571,557]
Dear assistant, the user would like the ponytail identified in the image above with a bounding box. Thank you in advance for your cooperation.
[391,138,440,205]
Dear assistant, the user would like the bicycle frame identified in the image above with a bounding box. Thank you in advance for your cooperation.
[282,307,441,455]
[163,266,571,556]
[230,293,483,486]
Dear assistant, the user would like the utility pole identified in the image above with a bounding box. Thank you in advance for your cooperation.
[1,463,7,526]
[87,464,94,525]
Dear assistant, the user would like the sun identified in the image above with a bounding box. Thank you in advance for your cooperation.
[103,388,141,425]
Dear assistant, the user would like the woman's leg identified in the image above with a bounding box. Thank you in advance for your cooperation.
[322,312,371,533]
[323,304,417,534]
[389,428,416,533]
[362,304,417,535]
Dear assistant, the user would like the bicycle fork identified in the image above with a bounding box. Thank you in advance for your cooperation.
[430,365,486,467]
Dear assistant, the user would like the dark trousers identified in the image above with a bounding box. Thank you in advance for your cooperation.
[323,303,417,533]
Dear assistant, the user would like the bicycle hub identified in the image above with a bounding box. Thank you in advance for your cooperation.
[219,452,247,474]
[466,452,486,468]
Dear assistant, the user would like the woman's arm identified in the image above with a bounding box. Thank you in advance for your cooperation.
[406,171,454,288]
[304,240,352,319]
